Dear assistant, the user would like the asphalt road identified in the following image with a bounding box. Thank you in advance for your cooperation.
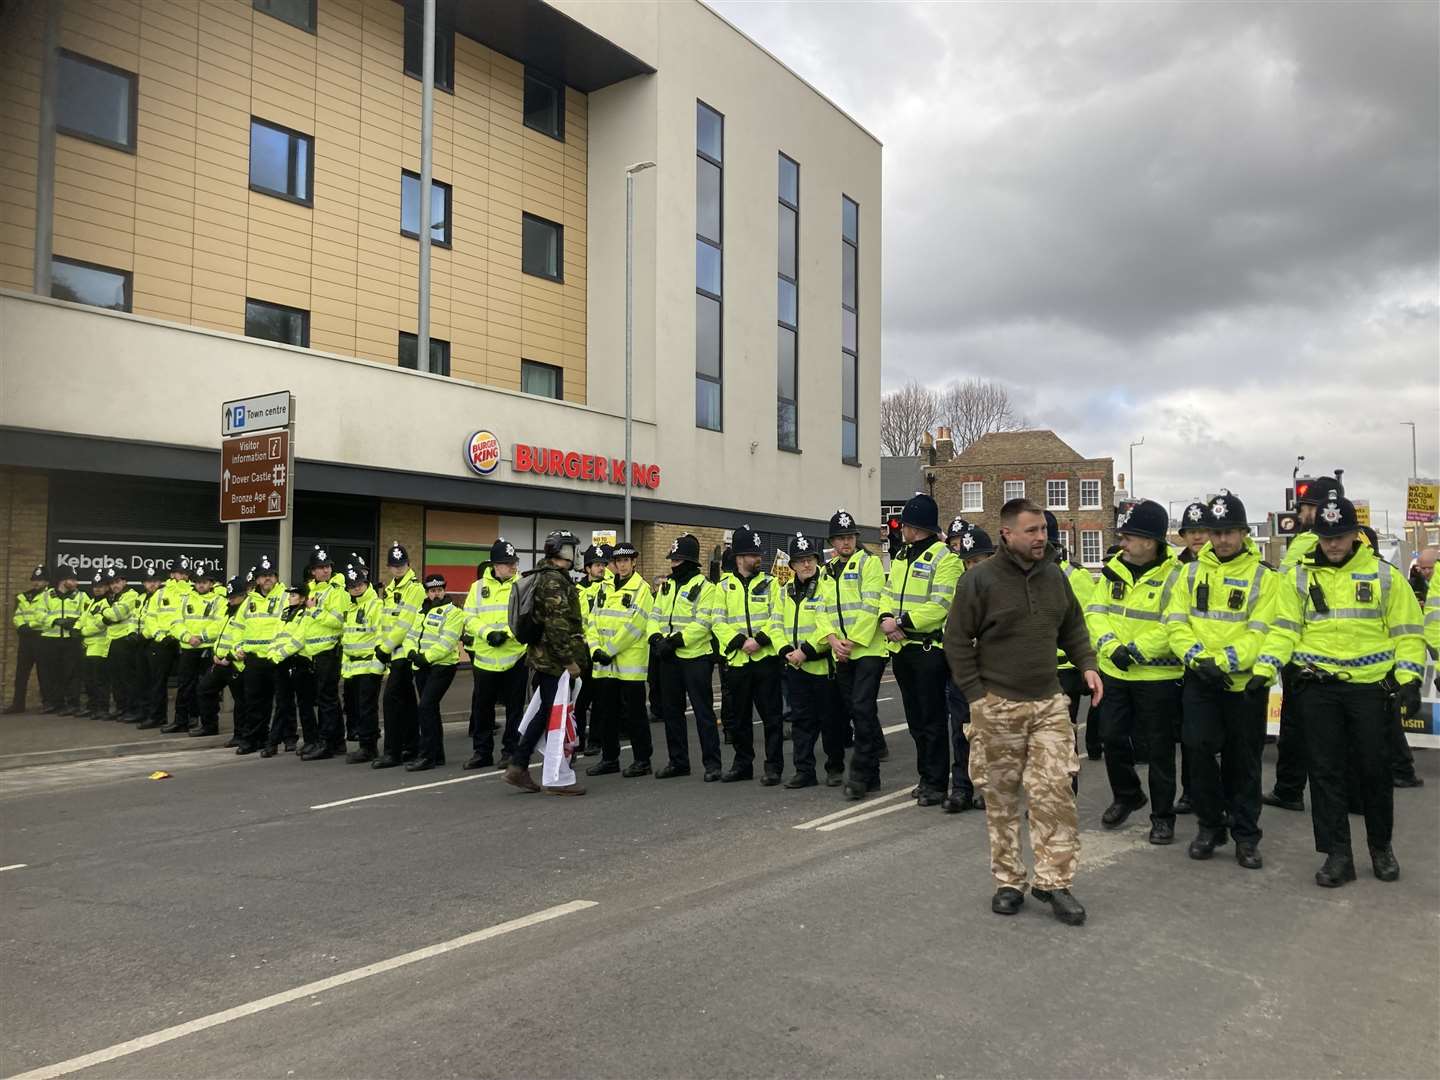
[1,680,1436,1080]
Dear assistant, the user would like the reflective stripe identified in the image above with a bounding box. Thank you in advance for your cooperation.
[1188,609,1247,623]
[472,653,522,670]
[1308,608,1383,621]
[1273,617,1301,631]
[471,604,507,614]
[1396,660,1424,676]
[1388,624,1422,637]
[1294,650,1394,668]
[597,663,648,676]
[1223,646,1239,672]
[1257,654,1283,670]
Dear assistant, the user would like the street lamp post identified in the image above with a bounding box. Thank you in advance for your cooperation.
[1400,421,1417,479]
[623,161,656,544]
[1128,436,1145,496]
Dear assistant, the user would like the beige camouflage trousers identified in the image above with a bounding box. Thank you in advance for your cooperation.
[971,692,1081,892]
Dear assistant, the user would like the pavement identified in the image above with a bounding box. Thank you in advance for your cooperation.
[1,677,1437,1080]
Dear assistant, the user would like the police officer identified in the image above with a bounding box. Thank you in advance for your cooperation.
[945,523,995,813]
[817,509,888,801]
[78,571,113,718]
[770,532,845,787]
[882,493,962,806]
[130,566,164,723]
[264,585,310,755]
[650,533,723,781]
[714,525,785,784]
[39,562,86,715]
[405,573,466,771]
[1170,501,1210,812]
[102,569,139,721]
[165,565,223,733]
[1165,492,1278,869]
[585,540,655,777]
[1253,496,1425,886]
[5,564,47,714]
[232,554,286,755]
[1086,499,1185,843]
[1263,475,1341,812]
[195,576,248,739]
[574,544,613,753]
[464,539,527,769]
[140,557,193,728]
[304,545,349,756]
[377,542,425,767]
[340,561,384,763]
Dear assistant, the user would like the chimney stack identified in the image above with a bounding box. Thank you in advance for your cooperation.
[920,430,935,466]
[934,426,954,462]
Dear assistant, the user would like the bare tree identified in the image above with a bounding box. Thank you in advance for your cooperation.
[937,378,1025,452]
[879,380,941,457]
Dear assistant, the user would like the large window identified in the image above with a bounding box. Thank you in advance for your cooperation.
[961,482,983,513]
[1080,479,1103,509]
[245,298,309,347]
[841,195,859,462]
[1081,530,1104,568]
[51,256,131,312]
[1003,480,1026,502]
[403,1,454,91]
[57,51,136,152]
[777,153,800,450]
[521,214,563,281]
[253,0,315,33]
[249,118,313,205]
[1057,529,1073,558]
[1046,479,1069,510]
[521,359,563,400]
[399,332,449,376]
[401,171,451,245]
[696,101,724,431]
[523,70,564,140]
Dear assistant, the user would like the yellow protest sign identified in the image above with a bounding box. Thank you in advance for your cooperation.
[1407,479,1438,523]
[1352,499,1371,527]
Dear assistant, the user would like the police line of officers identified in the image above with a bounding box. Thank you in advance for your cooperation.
[8,478,1436,894]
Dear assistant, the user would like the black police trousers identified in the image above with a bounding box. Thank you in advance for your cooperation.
[838,655,887,786]
[1299,681,1393,854]
[786,666,846,780]
[268,658,298,747]
[9,628,40,710]
[415,662,455,763]
[592,678,652,765]
[283,656,319,747]
[197,660,243,734]
[1100,674,1182,822]
[173,649,211,727]
[510,670,557,770]
[1181,679,1265,844]
[945,677,974,797]
[239,658,278,748]
[659,653,722,774]
[40,636,83,709]
[725,656,785,776]
[470,663,527,758]
[314,648,343,746]
[381,658,418,759]
[344,674,382,749]
[83,654,110,713]
[892,644,951,795]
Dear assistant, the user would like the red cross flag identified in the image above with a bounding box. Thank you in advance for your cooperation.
[518,672,580,788]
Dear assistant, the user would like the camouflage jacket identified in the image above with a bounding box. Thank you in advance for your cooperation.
[527,566,585,675]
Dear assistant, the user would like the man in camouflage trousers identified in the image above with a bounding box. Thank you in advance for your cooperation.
[504,530,587,796]
[944,498,1102,926]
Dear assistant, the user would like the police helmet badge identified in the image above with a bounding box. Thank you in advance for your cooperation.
[1320,502,1343,526]
[1210,498,1228,520]
[1187,505,1204,523]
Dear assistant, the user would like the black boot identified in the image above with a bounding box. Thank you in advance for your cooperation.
[941,792,976,813]
[585,759,620,777]
[1148,818,1175,845]
[622,761,652,778]
[300,744,334,761]
[345,744,377,764]
[189,725,218,738]
[784,772,816,789]
[1315,850,1356,888]
[1173,794,1194,814]
[1369,844,1400,882]
[1261,789,1305,812]
[655,763,691,779]
[1101,794,1147,829]
[371,754,402,769]
[720,766,753,783]
[1234,841,1262,870]
[1031,887,1086,926]
[159,721,189,734]
[1187,828,1220,860]
[991,887,1024,915]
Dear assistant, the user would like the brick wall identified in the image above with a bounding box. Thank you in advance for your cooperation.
[637,522,729,583]
[0,468,49,706]
[378,501,425,571]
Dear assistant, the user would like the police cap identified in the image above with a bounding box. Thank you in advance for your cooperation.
[423,573,446,589]
[1204,491,1248,531]
[827,508,860,539]
[1115,499,1169,542]
[611,541,639,559]
[667,533,701,564]
[899,493,940,535]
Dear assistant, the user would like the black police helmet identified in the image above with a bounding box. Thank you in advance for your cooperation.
[959,526,996,558]
[343,562,369,586]
[899,493,940,535]
[731,525,764,557]
[1177,502,1209,533]
[194,563,219,582]
[786,532,819,560]
[254,554,277,577]
[307,544,333,569]
[1115,499,1169,542]
[226,576,247,598]
[386,541,409,567]
[1298,476,1343,507]
[490,538,519,565]
[1203,491,1248,531]
[582,544,611,567]
[827,508,860,538]
[55,562,79,583]
[31,564,48,581]
[1311,496,1360,538]
[946,516,969,541]
[1043,510,1061,545]
[667,534,701,564]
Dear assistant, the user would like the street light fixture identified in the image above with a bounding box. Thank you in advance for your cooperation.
[623,161,657,544]
[1400,421,1417,479]
[1128,436,1145,496]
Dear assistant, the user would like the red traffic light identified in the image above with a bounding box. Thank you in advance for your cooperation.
[887,516,901,531]
[1294,480,1310,502]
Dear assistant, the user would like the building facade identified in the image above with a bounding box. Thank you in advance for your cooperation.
[0,0,883,693]
[924,429,1116,567]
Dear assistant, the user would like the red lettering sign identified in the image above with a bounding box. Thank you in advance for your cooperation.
[473,436,658,490]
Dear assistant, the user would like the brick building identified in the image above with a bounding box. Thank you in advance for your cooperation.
[923,429,1116,567]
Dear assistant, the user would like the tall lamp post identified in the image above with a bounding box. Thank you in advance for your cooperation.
[1400,421,1417,479]
[623,161,656,543]
[1128,436,1145,497]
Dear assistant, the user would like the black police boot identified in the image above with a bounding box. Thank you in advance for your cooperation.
[784,772,816,789]
[300,743,334,761]
[404,756,435,772]
[759,772,782,787]
[1261,789,1305,812]
[371,754,402,769]
[941,792,976,813]
[234,742,259,755]
[296,741,316,756]
[258,744,278,759]
[825,769,845,787]
[973,790,986,810]
[1393,774,1424,789]
[1187,828,1219,860]
[991,887,1025,915]
[916,789,944,807]
[463,753,493,771]
[622,761,652,778]
[703,769,722,782]
[720,766,753,783]
[223,735,240,748]
[1174,794,1194,814]
[1148,818,1175,845]
[585,759,620,777]
[345,744,377,764]
[159,721,189,734]
[1315,850,1356,888]
[136,717,164,730]
[189,725,218,738]
[1101,794,1147,829]
[1234,842,1262,870]
[841,776,879,801]
[1369,844,1400,882]
[655,763,691,779]
[1032,887,1086,926]
[283,740,297,752]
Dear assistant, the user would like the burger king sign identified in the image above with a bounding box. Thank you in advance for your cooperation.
[465,430,501,476]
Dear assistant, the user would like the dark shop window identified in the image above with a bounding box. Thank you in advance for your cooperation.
[399,332,450,376]
[245,298,309,348]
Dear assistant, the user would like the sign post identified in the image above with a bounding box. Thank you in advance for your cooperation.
[220,392,296,583]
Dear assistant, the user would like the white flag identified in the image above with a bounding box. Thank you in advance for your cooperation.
[518,672,581,788]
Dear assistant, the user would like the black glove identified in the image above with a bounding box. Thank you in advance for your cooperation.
[460,634,474,650]
[648,633,664,649]
[591,649,611,666]
[724,633,746,655]
[1192,657,1229,688]
[1397,680,1421,717]
[666,632,685,653]
[486,630,508,647]
[1108,646,1133,672]
[376,648,391,666]
[413,654,431,670]
[753,631,772,650]
[1243,675,1269,701]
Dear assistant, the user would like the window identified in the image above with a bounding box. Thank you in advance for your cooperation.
[399,332,449,376]
[1080,479,1102,509]
[1081,530,1103,567]
[521,359,563,400]
[881,503,906,519]
[403,1,454,91]
[962,482,983,513]
[51,256,131,312]
[841,194,860,463]
[1046,479,1069,510]
[253,0,315,33]
[57,51,136,152]
[1003,480,1026,502]
[777,152,799,451]
[695,101,724,432]
[1057,529,1073,557]
[401,171,451,245]
[523,70,564,140]
[521,214,563,281]
[249,118,313,205]
[245,298,309,347]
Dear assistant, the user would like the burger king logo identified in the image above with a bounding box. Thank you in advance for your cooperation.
[465,430,502,476]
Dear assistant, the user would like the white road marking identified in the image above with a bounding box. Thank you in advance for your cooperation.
[792,787,914,830]
[881,721,906,734]
[0,863,27,872]
[816,799,915,832]
[7,900,599,1080]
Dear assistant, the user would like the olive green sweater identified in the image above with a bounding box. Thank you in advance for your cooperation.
[944,543,1096,704]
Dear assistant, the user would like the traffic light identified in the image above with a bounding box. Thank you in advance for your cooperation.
[886,515,902,558]
[1293,478,1311,506]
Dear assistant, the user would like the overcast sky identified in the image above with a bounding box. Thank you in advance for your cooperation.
[712,0,1439,533]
